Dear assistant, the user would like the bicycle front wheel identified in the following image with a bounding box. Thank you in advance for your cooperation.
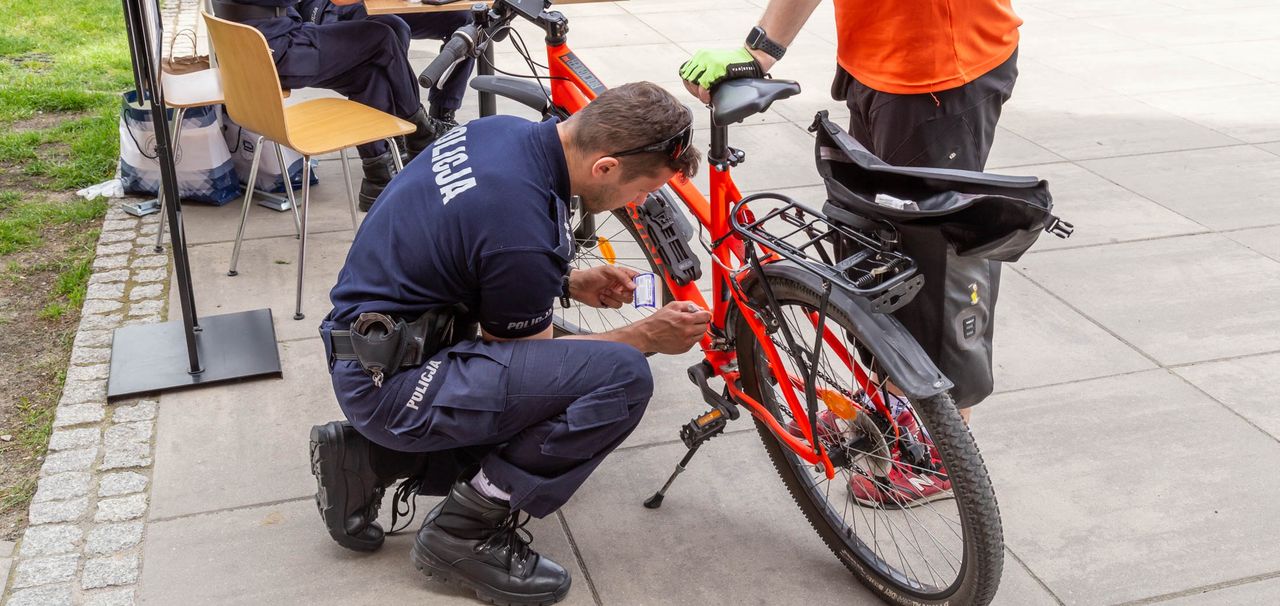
[735,273,1004,605]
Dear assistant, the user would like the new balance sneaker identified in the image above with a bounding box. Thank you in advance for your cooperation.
[848,465,953,509]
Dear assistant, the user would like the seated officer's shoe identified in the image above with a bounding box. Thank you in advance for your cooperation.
[412,481,571,605]
[358,150,398,213]
[403,106,458,163]
[309,421,392,552]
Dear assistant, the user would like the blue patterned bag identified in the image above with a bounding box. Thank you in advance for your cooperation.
[119,90,241,205]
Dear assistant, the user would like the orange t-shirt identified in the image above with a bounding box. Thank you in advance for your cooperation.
[834,0,1022,94]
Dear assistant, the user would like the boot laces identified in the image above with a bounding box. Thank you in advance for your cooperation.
[483,511,534,569]
[387,476,426,534]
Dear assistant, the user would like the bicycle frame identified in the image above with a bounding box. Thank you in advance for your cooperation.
[535,19,891,480]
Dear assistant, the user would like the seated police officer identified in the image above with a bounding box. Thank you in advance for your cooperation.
[311,82,708,604]
[215,0,451,210]
[299,0,474,138]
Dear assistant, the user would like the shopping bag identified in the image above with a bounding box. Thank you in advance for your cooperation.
[119,90,241,205]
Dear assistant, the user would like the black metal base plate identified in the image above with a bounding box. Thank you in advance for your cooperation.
[107,309,282,400]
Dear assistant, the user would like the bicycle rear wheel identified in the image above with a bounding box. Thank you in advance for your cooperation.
[553,193,674,339]
[734,274,1004,605]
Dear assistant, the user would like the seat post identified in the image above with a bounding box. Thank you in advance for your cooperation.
[708,120,730,171]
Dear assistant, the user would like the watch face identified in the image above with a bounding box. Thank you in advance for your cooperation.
[748,26,764,47]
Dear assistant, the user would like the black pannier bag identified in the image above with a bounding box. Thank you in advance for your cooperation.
[810,111,1071,407]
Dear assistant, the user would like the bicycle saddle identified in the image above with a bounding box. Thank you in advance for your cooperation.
[711,78,801,127]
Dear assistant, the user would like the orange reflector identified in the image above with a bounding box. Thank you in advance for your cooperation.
[818,388,858,420]
[598,237,616,264]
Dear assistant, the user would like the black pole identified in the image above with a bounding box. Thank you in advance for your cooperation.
[122,0,202,373]
[478,42,496,117]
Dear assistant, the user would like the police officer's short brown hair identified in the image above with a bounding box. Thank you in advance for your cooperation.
[569,82,700,179]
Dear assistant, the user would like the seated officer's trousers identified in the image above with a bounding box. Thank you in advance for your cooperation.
[328,337,654,518]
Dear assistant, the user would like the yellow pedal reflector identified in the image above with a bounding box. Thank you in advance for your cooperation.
[818,388,859,420]
[597,237,617,265]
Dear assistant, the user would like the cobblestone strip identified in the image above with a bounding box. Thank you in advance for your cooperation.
[3,203,169,606]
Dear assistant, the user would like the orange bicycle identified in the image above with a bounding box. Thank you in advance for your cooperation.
[420,1,1071,603]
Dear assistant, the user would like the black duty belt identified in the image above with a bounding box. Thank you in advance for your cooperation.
[211,0,288,22]
[325,307,471,387]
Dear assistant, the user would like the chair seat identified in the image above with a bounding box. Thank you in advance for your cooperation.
[284,98,416,156]
[161,68,224,108]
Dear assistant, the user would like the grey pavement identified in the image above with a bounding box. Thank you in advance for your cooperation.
[11,0,1280,604]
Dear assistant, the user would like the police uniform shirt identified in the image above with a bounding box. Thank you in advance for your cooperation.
[328,116,573,340]
[232,0,321,80]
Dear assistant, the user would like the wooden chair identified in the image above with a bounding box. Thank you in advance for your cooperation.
[203,11,415,320]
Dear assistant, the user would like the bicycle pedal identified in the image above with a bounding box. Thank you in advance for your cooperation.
[686,361,740,420]
[679,408,728,449]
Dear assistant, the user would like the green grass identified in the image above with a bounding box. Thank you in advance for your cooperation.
[0,0,123,531]
[0,0,134,190]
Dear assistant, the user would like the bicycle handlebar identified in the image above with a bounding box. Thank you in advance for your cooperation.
[419,24,479,89]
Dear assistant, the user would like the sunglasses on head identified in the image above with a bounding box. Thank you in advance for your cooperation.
[610,120,693,162]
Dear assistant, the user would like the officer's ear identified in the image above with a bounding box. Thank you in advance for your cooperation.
[590,156,621,180]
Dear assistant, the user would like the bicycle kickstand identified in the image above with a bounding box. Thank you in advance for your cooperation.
[643,407,729,509]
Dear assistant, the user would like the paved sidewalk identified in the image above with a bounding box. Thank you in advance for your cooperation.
[7,0,1280,604]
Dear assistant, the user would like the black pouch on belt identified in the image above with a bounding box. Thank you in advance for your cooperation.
[344,307,463,387]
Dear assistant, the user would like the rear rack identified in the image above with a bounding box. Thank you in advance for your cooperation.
[730,194,924,313]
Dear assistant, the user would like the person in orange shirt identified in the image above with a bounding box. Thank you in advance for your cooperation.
[682,0,1021,508]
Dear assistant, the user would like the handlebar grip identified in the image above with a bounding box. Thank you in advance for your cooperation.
[419,26,476,89]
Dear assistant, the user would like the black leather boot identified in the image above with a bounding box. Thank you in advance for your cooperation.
[309,421,425,551]
[358,150,397,212]
[412,481,571,605]
[403,105,458,163]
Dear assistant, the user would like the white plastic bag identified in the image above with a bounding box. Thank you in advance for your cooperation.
[119,90,241,205]
[221,107,318,194]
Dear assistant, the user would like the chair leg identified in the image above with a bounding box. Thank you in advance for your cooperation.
[154,107,186,252]
[273,143,301,238]
[339,147,358,230]
[294,155,313,320]
[388,138,405,172]
[228,136,264,277]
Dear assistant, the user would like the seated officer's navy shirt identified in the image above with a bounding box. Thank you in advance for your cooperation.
[328,116,572,340]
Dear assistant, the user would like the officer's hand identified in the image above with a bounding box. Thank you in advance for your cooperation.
[570,265,638,309]
[636,301,711,355]
[679,47,764,104]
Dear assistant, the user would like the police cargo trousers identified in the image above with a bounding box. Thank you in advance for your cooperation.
[330,338,654,517]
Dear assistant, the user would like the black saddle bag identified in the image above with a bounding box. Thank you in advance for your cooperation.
[810,111,1070,407]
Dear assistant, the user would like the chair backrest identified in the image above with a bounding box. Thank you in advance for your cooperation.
[201,12,290,145]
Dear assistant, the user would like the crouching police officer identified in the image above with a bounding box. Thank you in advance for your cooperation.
[212,0,450,210]
[311,82,707,604]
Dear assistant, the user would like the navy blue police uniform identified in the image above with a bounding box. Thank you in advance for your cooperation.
[321,116,654,518]
[302,0,475,118]
[233,0,421,159]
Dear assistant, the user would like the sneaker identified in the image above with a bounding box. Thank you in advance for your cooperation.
[848,465,953,509]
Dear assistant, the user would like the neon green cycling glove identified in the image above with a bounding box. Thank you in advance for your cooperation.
[679,47,763,90]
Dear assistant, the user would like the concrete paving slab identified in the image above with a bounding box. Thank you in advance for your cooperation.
[631,9,760,45]
[1021,0,1186,20]
[1174,351,1280,441]
[1016,162,1206,251]
[1034,47,1262,96]
[1080,145,1280,231]
[1088,6,1280,48]
[1005,58,1121,105]
[138,498,593,606]
[1157,576,1280,606]
[1137,83,1280,145]
[992,269,1154,393]
[563,430,1057,604]
[1014,233,1280,366]
[174,231,353,342]
[543,13,669,49]
[998,95,1242,161]
[571,43,698,87]
[1178,40,1280,84]
[149,338,337,520]
[985,129,1066,170]
[970,370,1280,605]
[1015,19,1156,59]
[177,159,359,246]
[623,0,757,16]
[696,121,822,193]
[1225,225,1280,263]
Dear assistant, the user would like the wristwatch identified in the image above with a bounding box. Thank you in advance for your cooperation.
[746,26,786,61]
[560,273,572,309]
